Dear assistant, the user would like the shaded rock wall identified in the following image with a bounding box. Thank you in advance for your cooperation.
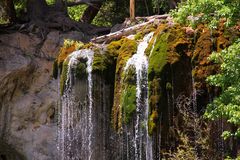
[0,30,89,160]
[72,73,120,160]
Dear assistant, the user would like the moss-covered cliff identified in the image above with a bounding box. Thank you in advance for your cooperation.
[54,19,240,159]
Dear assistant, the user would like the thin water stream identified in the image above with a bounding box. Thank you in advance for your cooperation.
[124,32,154,160]
[58,49,94,160]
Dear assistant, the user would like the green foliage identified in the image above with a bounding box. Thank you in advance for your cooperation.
[172,0,240,149]
[171,0,240,28]
[68,5,87,21]
[92,0,152,26]
[163,132,199,160]
[205,39,240,139]
[14,0,26,17]
[0,3,9,24]
[67,0,125,26]
[46,0,55,5]
[163,94,211,159]
[0,17,9,24]
[92,0,117,26]
[152,0,170,13]
[225,155,240,160]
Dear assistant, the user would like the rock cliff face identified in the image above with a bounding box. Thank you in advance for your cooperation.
[0,20,239,160]
[0,31,89,160]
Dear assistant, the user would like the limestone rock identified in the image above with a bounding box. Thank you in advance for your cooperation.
[40,31,89,59]
[0,30,87,160]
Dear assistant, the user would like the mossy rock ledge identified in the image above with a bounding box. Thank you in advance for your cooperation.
[53,21,236,138]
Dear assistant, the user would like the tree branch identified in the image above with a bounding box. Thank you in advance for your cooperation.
[91,14,169,43]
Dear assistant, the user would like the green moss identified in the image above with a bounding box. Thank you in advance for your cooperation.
[134,32,144,40]
[60,59,69,95]
[145,36,155,56]
[148,110,158,135]
[63,39,84,49]
[147,24,192,135]
[93,53,108,72]
[81,42,95,49]
[75,60,87,79]
[134,23,158,41]
[116,38,138,73]
[106,40,122,57]
[148,78,161,108]
[92,50,115,72]
[122,84,137,123]
[147,28,170,135]
[56,40,84,75]
[121,66,137,123]
[111,38,138,130]
[123,66,136,84]
[52,59,58,79]
[148,32,169,78]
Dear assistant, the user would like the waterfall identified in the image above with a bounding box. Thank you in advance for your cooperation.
[58,49,94,160]
[124,32,154,160]
[87,51,94,160]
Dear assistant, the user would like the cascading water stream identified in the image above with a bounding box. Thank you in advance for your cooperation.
[191,65,200,159]
[124,32,154,160]
[87,52,94,160]
[58,49,94,160]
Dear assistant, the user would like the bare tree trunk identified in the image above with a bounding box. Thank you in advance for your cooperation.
[54,0,67,13]
[144,0,149,16]
[27,0,48,21]
[168,0,180,9]
[130,0,135,20]
[17,0,109,35]
[157,0,160,14]
[81,3,102,24]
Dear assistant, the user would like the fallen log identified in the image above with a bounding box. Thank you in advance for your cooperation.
[91,14,169,44]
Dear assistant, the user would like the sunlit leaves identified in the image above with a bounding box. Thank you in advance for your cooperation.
[171,0,240,28]
[205,40,240,139]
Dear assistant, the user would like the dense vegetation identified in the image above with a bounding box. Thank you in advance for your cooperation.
[1,0,239,159]
[0,0,180,27]
[172,0,240,158]
[205,41,240,139]
[171,0,240,28]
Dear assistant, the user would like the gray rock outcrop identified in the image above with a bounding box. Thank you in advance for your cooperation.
[0,30,88,160]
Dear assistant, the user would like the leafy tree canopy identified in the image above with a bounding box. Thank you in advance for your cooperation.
[205,40,240,139]
[171,0,240,147]
[171,0,240,28]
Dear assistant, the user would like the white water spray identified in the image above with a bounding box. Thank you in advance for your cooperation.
[124,32,154,160]
[58,49,94,160]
